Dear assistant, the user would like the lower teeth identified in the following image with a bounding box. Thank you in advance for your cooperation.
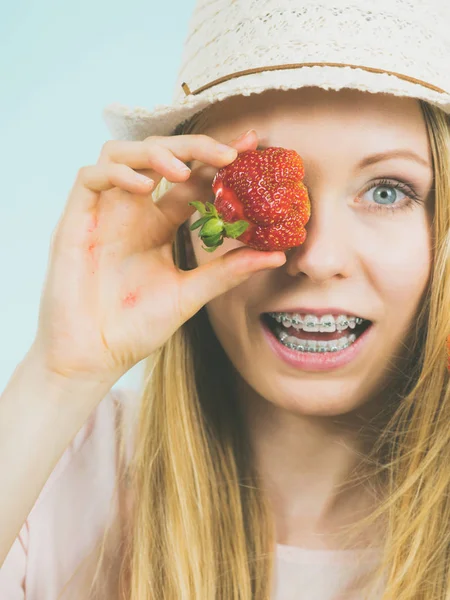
[274,326,357,353]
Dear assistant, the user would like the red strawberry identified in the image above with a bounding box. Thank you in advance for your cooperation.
[189,147,311,252]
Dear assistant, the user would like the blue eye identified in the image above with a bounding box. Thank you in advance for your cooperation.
[368,184,404,205]
[356,178,424,214]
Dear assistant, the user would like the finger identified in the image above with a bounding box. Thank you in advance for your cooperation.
[154,164,217,229]
[98,134,238,189]
[223,128,259,155]
[155,130,260,229]
[66,163,155,214]
[178,246,287,321]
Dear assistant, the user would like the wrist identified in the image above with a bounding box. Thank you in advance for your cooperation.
[16,344,115,414]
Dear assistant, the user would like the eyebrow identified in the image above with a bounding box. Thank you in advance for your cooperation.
[256,144,431,170]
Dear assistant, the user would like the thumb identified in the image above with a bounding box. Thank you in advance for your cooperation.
[180,247,286,318]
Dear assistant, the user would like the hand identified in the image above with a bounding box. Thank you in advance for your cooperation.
[30,130,286,387]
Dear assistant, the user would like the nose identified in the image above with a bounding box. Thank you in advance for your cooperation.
[283,200,353,283]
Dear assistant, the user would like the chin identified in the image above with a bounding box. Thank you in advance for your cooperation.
[238,365,383,418]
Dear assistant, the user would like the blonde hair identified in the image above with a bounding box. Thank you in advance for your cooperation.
[63,98,450,599]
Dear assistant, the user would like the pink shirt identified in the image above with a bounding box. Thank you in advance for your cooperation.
[0,387,383,599]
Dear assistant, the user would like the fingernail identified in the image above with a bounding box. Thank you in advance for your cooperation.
[135,173,155,186]
[172,156,191,172]
[235,129,256,142]
[269,255,287,268]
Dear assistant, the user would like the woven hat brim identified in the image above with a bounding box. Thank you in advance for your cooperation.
[103,66,450,141]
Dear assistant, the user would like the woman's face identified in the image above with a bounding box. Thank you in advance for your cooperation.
[187,87,434,416]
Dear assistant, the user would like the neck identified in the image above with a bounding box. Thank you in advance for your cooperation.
[238,377,384,549]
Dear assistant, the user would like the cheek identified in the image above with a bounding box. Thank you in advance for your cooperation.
[364,215,432,310]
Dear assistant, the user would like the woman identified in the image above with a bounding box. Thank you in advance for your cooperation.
[0,0,449,598]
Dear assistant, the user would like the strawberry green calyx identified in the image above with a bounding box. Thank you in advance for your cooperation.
[188,201,249,252]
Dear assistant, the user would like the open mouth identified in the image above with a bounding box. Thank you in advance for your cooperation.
[261,313,373,353]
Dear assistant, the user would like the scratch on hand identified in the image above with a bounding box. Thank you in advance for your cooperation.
[87,214,99,274]
[87,214,99,232]
[123,289,141,308]
[88,242,98,275]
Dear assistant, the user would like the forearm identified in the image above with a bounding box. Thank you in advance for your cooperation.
[0,347,113,566]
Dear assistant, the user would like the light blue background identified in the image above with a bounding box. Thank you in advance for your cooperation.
[0,0,195,392]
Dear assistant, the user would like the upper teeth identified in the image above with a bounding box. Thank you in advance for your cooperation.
[268,312,366,332]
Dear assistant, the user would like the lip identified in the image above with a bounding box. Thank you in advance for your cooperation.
[264,307,368,319]
[261,316,374,371]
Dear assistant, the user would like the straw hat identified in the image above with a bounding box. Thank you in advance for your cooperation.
[102,0,450,141]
